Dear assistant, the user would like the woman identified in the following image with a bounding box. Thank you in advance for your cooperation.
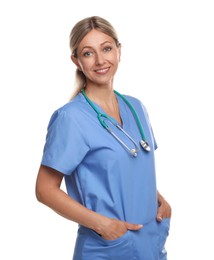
[36,16,171,260]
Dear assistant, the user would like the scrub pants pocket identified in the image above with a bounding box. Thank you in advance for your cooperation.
[73,226,134,260]
[136,218,170,260]
[157,218,170,260]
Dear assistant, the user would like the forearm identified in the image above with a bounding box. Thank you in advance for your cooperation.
[157,190,164,205]
[37,186,107,232]
[36,166,107,232]
[156,190,172,219]
[36,166,143,239]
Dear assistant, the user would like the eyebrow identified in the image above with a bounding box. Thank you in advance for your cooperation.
[80,41,114,53]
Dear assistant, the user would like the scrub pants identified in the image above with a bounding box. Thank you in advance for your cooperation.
[73,218,170,260]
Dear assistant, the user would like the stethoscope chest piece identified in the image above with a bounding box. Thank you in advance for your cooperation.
[140,140,151,152]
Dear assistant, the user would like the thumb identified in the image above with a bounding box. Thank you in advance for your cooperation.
[156,206,163,222]
[125,222,143,231]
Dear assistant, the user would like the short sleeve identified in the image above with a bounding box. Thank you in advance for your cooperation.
[41,109,90,175]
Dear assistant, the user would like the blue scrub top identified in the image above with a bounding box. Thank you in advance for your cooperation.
[41,92,170,260]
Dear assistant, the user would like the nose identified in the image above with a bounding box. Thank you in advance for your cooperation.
[95,52,105,66]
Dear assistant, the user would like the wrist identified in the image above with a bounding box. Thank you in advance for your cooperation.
[158,192,165,205]
[88,212,110,234]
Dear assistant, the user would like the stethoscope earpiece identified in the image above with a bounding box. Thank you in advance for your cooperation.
[130,149,138,157]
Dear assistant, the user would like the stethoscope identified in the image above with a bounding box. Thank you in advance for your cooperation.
[81,88,150,157]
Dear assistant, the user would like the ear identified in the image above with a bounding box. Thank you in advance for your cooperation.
[118,43,122,62]
[71,55,82,71]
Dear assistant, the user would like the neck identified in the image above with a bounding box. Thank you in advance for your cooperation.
[84,86,122,125]
[85,86,116,107]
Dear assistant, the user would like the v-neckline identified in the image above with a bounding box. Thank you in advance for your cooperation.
[81,92,125,127]
[116,95,130,129]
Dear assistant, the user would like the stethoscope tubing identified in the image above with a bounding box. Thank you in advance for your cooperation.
[105,117,140,157]
[81,88,150,156]
[114,90,146,141]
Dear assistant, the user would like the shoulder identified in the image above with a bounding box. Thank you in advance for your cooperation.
[121,94,147,111]
[57,93,86,114]
[123,94,141,103]
[52,93,87,117]
[47,93,87,127]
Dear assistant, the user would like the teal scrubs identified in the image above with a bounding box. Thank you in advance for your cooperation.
[41,92,170,260]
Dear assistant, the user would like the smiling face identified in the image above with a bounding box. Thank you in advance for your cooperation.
[71,29,121,88]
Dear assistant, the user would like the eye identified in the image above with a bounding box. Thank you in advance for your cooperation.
[83,51,93,57]
[103,46,112,52]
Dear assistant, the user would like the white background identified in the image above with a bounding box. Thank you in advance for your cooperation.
[1,0,214,259]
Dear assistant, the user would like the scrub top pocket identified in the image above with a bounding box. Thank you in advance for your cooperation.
[73,226,134,260]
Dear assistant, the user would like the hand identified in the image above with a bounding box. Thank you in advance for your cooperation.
[156,192,172,222]
[96,218,143,240]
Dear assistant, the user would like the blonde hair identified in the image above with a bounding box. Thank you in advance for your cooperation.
[69,16,120,99]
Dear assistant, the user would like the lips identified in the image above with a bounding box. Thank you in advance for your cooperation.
[94,67,110,74]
